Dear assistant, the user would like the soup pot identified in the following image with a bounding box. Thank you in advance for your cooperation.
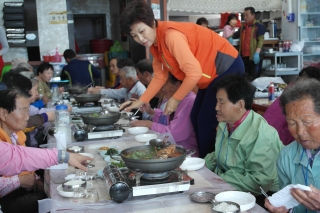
[73,94,102,103]
[80,112,121,126]
[67,87,88,95]
[113,145,195,173]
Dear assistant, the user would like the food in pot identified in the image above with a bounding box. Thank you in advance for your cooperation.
[64,179,85,186]
[213,202,239,212]
[98,146,110,150]
[86,112,114,118]
[124,145,182,160]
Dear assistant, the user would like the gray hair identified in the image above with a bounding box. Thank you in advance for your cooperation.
[280,78,320,115]
[120,66,137,80]
[17,62,33,71]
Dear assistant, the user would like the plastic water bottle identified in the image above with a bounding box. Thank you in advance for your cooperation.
[55,104,72,148]
[268,82,275,102]
[52,84,59,102]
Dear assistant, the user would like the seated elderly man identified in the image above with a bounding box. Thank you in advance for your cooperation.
[204,74,283,207]
[265,78,320,213]
[88,66,146,101]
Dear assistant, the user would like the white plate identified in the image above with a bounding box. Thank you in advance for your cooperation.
[79,153,93,158]
[180,157,205,171]
[135,134,158,143]
[215,191,256,211]
[57,182,93,198]
[127,127,149,135]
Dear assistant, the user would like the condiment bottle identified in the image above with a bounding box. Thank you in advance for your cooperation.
[268,82,275,102]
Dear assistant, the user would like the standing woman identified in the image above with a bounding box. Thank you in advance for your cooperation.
[223,13,238,39]
[0,26,9,76]
[120,0,245,158]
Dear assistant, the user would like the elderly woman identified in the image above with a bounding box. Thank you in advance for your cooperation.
[0,84,47,213]
[36,62,53,104]
[204,74,283,206]
[131,73,198,155]
[265,78,320,213]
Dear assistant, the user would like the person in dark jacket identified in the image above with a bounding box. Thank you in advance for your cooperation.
[61,49,101,87]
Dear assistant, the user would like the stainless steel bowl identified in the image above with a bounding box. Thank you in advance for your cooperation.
[67,145,84,153]
[62,179,87,192]
[211,201,240,213]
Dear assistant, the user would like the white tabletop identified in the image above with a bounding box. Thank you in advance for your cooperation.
[40,120,267,213]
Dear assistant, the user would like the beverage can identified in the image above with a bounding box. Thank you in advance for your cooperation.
[268,82,275,101]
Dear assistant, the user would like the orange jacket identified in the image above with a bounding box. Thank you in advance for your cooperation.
[0,128,34,176]
[140,21,238,102]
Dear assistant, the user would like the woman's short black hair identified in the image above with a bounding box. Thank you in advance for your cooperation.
[196,17,209,26]
[135,59,153,74]
[117,58,135,69]
[0,85,30,113]
[2,72,32,97]
[37,62,53,75]
[120,0,156,35]
[298,66,320,81]
[225,14,238,26]
[214,74,255,110]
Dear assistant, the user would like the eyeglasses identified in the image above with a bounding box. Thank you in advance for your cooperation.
[0,82,7,90]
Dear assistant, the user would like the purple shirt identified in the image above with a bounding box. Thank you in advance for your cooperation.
[263,98,295,145]
[223,25,235,38]
[151,92,199,156]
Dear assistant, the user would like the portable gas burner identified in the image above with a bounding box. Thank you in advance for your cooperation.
[85,124,125,140]
[72,101,102,114]
[103,165,194,203]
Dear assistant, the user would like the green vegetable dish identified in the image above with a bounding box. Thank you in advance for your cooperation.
[104,148,118,155]
[110,161,125,168]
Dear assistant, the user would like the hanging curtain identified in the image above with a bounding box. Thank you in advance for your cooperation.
[168,0,282,13]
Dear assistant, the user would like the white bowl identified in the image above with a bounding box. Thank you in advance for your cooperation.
[79,153,94,158]
[96,146,112,154]
[135,134,158,143]
[57,182,93,198]
[180,157,205,171]
[107,106,119,112]
[215,191,256,211]
[127,127,149,135]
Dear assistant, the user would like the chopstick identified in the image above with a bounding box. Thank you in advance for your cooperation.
[260,187,269,198]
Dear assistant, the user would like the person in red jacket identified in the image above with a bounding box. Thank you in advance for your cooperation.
[119,0,245,158]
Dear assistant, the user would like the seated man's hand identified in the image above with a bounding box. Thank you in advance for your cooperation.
[131,93,139,99]
[58,87,64,94]
[140,103,154,116]
[291,185,320,211]
[87,86,103,94]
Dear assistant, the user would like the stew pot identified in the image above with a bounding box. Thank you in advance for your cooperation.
[67,87,88,95]
[74,94,102,103]
[80,112,121,126]
[114,145,195,173]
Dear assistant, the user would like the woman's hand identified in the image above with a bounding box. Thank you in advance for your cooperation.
[264,198,289,213]
[46,111,55,122]
[130,120,153,129]
[120,99,144,112]
[163,97,180,115]
[291,185,320,211]
[68,153,93,172]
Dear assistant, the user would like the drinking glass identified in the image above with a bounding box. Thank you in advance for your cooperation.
[86,171,97,187]
[86,187,99,203]
[75,170,87,181]
[73,187,86,204]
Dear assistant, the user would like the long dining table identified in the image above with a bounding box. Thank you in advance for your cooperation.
[39,119,268,213]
